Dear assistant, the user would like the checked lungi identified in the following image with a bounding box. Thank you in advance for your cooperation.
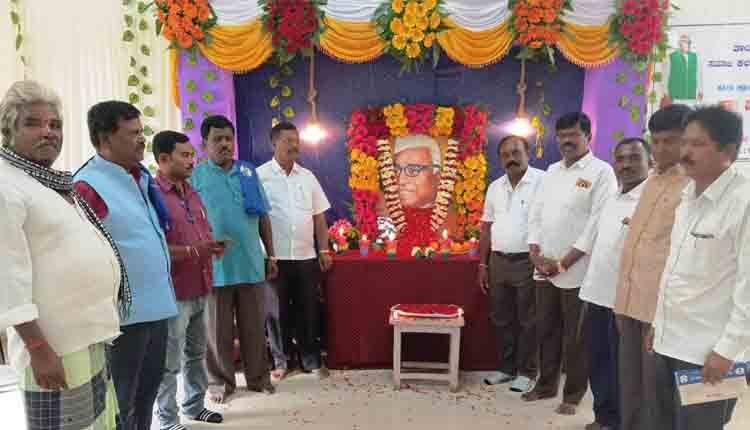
[19,343,118,430]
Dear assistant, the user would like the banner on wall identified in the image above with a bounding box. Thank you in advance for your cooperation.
[656,24,750,160]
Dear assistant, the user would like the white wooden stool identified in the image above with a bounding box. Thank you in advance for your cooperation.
[389,312,464,392]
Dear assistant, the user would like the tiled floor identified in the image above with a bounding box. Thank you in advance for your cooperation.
[2,368,747,430]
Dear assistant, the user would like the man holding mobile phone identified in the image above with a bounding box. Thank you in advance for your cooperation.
[153,130,226,430]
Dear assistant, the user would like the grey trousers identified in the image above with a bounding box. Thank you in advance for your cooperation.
[653,352,737,430]
[488,253,537,378]
[206,284,270,393]
[617,315,657,430]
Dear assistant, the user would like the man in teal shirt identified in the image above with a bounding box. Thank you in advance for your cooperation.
[191,115,278,403]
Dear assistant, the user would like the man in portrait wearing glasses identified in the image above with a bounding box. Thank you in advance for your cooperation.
[524,112,618,416]
[394,135,441,208]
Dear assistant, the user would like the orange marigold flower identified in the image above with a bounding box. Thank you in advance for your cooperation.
[528,7,543,24]
[197,5,210,21]
[192,27,204,40]
[177,33,193,49]
[542,0,556,7]
[393,34,408,50]
[429,11,441,29]
[515,5,529,17]
[163,26,175,41]
[542,8,557,23]
[529,40,543,49]
[408,28,425,42]
[528,0,542,6]
[515,17,529,32]
[167,15,181,30]
[391,0,405,14]
[423,32,435,48]
[184,3,198,19]
[406,42,421,58]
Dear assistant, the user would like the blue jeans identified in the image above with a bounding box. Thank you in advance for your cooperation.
[156,296,209,429]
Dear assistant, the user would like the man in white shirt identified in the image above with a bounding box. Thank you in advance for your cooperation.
[478,135,543,393]
[0,81,125,429]
[524,112,618,416]
[257,122,333,380]
[649,106,749,430]
[573,138,651,430]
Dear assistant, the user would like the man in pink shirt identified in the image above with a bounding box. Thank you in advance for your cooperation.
[152,130,226,430]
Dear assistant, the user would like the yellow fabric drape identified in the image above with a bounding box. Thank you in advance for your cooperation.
[170,49,180,107]
[557,22,619,68]
[319,17,384,63]
[168,16,623,106]
[198,20,273,73]
[437,18,513,68]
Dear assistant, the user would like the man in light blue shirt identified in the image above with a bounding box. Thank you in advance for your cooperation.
[191,115,278,404]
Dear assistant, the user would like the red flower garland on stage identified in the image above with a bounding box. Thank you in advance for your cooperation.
[259,0,327,63]
[610,0,673,68]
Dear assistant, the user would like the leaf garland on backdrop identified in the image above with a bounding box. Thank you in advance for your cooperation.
[373,0,451,73]
[9,0,27,68]
[509,0,572,64]
[259,0,328,126]
[153,0,217,51]
[122,0,166,172]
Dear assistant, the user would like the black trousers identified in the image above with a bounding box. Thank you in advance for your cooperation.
[586,303,619,427]
[653,353,737,430]
[107,319,168,430]
[268,259,322,371]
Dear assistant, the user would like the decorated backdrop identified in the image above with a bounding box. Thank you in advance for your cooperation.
[233,49,585,224]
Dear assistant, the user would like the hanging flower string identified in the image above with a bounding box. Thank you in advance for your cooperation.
[373,0,451,73]
[154,0,216,50]
[259,0,327,64]
[609,0,673,70]
[509,0,571,64]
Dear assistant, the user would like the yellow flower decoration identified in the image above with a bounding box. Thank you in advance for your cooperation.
[391,0,404,14]
[429,106,454,137]
[408,28,425,42]
[430,11,441,29]
[403,12,417,28]
[406,42,421,58]
[416,15,429,31]
[405,1,420,17]
[424,32,435,48]
[392,34,407,50]
[423,0,437,11]
[390,17,407,35]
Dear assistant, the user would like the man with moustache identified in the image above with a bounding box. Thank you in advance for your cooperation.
[570,138,651,430]
[614,104,692,430]
[393,135,441,208]
[191,115,277,403]
[649,106,749,430]
[478,135,543,393]
[257,122,333,380]
[75,101,178,430]
[153,131,226,430]
[524,112,618,415]
[1,81,127,429]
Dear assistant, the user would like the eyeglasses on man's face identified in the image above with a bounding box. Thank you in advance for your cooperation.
[394,163,439,178]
